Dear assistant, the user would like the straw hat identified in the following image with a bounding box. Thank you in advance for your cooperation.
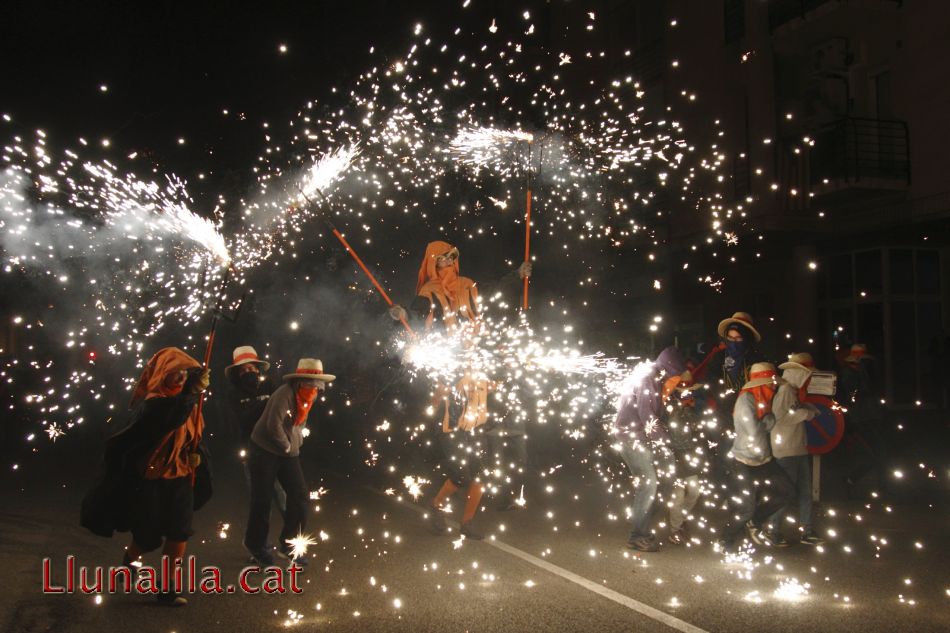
[717,311,762,342]
[779,352,816,373]
[741,362,785,389]
[844,343,873,363]
[283,358,336,382]
[224,345,270,378]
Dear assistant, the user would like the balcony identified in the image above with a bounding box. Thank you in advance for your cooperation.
[769,0,903,33]
[809,117,910,198]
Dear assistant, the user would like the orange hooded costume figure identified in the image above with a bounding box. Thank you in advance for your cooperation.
[415,240,479,330]
[130,347,204,479]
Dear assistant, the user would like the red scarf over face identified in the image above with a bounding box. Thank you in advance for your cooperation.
[741,385,777,420]
[294,385,319,426]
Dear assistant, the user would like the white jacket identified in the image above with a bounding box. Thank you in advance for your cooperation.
[770,368,816,459]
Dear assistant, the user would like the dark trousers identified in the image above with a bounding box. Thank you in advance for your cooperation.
[721,459,795,544]
[131,476,194,551]
[244,444,308,554]
[438,430,483,487]
[487,433,528,502]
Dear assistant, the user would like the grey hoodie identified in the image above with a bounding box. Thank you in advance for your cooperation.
[770,367,816,459]
[250,383,307,457]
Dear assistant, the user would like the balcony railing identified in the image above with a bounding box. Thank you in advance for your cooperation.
[769,0,903,32]
[810,117,910,188]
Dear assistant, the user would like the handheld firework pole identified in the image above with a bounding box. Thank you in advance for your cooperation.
[523,137,533,311]
[191,262,245,483]
[297,188,415,336]
[522,134,548,311]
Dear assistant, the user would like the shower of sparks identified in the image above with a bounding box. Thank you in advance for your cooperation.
[403,475,429,500]
[774,578,810,602]
[450,126,534,174]
[2,6,930,627]
[298,145,359,203]
[286,532,319,560]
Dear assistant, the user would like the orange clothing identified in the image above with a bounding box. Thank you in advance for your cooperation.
[130,347,203,480]
[416,241,479,330]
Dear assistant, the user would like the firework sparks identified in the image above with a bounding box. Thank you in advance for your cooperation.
[285,532,319,560]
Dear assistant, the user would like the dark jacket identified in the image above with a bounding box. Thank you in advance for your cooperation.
[80,391,212,538]
[227,375,274,447]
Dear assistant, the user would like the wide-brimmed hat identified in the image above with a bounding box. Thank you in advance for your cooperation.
[779,352,816,373]
[844,343,873,363]
[741,362,785,389]
[224,345,270,378]
[717,311,762,342]
[283,358,336,382]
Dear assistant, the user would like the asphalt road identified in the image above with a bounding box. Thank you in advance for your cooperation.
[2,446,948,633]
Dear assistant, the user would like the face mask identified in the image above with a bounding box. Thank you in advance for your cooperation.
[294,385,319,426]
[239,372,260,392]
[725,340,747,357]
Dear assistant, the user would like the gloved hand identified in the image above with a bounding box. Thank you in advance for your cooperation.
[518,261,533,279]
[389,304,408,322]
[188,452,201,469]
[185,368,210,394]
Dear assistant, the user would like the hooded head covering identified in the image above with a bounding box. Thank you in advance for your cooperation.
[654,346,687,378]
[415,240,479,327]
[131,347,204,480]
[131,347,201,408]
[417,240,460,295]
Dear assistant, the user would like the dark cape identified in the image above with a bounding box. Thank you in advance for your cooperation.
[80,392,212,538]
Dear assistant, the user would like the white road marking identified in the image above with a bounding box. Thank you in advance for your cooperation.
[368,485,710,633]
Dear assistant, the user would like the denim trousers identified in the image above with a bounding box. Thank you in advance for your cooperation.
[617,441,661,539]
[767,454,813,532]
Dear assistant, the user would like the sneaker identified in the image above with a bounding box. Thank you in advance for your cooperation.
[276,546,309,567]
[116,554,140,589]
[761,531,791,548]
[497,499,526,512]
[626,535,660,552]
[668,528,687,546]
[156,591,188,607]
[428,508,449,535]
[460,523,484,540]
[800,530,826,546]
[247,548,276,566]
[745,521,766,546]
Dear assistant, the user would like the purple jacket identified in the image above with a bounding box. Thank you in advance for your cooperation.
[613,347,685,444]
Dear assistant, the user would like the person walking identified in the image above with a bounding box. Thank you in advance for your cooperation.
[244,358,335,565]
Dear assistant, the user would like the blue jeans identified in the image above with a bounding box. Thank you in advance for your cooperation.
[617,442,659,539]
[767,455,813,532]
